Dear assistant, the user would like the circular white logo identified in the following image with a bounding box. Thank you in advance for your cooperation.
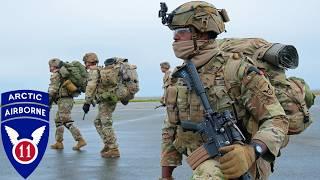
[12,139,38,164]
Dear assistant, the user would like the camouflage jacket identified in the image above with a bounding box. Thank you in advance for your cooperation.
[161,70,172,105]
[48,72,70,99]
[162,51,289,164]
[163,70,172,89]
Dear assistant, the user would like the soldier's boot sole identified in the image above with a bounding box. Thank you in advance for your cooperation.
[101,148,120,158]
[50,142,64,149]
[72,138,87,151]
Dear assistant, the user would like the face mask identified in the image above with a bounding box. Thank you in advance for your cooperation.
[172,40,220,67]
[172,40,195,60]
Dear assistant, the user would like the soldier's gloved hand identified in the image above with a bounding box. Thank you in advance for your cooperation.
[82,103,90,113]
[218,144,255,179]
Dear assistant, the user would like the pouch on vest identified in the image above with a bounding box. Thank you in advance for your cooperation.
[100,66,118,87]
[62,79,78,93]
[99,92,118,105]
[165,85,179,124]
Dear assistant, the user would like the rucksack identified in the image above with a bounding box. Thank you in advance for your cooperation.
[99,63,119,88]
[217,38,316,135]
[58,61,88,93]
[103,58,140,105]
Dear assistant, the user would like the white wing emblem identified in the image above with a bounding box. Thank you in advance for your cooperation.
[31,126,46,145]
[4,126,19,145]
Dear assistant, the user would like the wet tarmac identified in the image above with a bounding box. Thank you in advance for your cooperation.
[1,98,320,180]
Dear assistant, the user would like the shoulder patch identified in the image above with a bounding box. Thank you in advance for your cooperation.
[246,66,264,75]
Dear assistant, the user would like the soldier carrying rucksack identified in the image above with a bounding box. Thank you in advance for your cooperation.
[158,1,289,179]
[48,58,87,151]
[82,53,139,158]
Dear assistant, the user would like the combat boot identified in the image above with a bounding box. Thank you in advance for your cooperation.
[100,145,109,154]
[101,148,120,158]
[50,141,64,149]
[72,138,87,151]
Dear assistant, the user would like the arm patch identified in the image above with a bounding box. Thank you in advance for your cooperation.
[247,66,264,75]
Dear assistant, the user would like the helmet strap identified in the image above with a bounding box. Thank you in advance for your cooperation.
[188,26,213,59]
[188,26,200,59]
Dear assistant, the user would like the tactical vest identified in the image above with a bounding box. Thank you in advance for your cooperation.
[166,53,253,153]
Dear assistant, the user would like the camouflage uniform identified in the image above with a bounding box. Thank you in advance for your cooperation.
[163,70,171,91]
[161,70,171,104]
[48,59,85,150]
[159,2,289,179]
[84,61,120,156]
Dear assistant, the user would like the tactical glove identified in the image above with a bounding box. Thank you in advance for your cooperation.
[218,144,255,179]
[82,103,90,113]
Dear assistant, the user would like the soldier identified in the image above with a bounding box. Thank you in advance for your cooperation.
[48,58,87,151]
[159,1,289,180]
[82,53,120,158]
[160,61,171,105]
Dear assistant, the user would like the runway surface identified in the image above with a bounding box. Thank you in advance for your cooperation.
[1,98,319,180]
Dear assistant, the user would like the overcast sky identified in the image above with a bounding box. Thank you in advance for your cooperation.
[0,0,319,97]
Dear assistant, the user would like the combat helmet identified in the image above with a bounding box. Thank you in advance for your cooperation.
[160,61,170,69]
[159,1,230,57]
[48,58,62,68]
[83,52,99,63]
[159,1,229,35]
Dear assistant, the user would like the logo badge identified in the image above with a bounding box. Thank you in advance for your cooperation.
[1,90,50,179]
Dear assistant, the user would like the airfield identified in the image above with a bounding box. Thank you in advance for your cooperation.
[1,98,319,180]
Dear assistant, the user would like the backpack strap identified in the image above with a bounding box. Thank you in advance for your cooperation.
[224,54,261,137]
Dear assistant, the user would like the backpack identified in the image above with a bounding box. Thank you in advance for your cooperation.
[103,58,140,105]
[99,64,119,87]
[217,38,316,135]
[58,61,88,93]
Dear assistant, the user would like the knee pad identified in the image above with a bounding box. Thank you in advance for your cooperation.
[56,122,63,128]
[64,121,74,129]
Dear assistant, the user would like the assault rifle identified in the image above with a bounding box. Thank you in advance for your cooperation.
[154,104,166,109]
[172,60,251,180]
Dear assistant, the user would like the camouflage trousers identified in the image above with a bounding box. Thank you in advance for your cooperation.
[95,101,118,149]
[161,117,182,166]
[54,97,83,142]
[191,157,271,180]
